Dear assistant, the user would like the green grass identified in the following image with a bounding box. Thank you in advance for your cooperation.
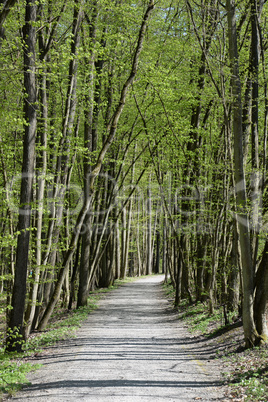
[181,303,222,333]
[0,355,41,397]
[163,281,224,334]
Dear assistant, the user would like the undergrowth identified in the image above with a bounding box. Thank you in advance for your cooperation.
[0,276,138,399]
[225,346,268,401]
[163,279,268,401]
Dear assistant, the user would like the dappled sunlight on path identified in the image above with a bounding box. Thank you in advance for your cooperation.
[11,276,228,401]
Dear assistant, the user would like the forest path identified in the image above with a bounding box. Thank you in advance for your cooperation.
[12,275,228,401]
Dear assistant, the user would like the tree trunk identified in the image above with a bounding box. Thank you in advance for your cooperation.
[146,181,153,275]
[227,225,240,312]
[120,206,127,278]
[250,0,261,268]
[226,0,260,348]
[154,230,160,274]
[23,17,49,336]
[77,0,99,308]
[6,0,37,352]
[254,238,268,340]
[136,196,142,276]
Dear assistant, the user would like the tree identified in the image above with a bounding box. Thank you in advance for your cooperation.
[226,0,260,348]
[6,0,37,352]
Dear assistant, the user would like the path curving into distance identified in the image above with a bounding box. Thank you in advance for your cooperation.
[11,275,228,401]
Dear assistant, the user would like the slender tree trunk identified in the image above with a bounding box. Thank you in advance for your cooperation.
[77,0,99,307]
[162,214,168,280]
[174,239,182,306]
[68,235,81,309]
[114,206,121,279]
[136,196,142,276]
[6,0,37,352]
[250,0,261,268]
[120,148,136,279]
[154,230,160,274]
[120,206,127,278]
[23,28,49,336]
[146,179,153,275]
[250,0,268,341]
[227,224,240,312]
[254,238,268,340]
[226,0,260,347]
[196,234,206,302]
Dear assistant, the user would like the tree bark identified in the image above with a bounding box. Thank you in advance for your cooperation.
[146,179,153,275]
[23,7,51,336]
[6,0,37,352]
[254,238,268,340]
[250,0,261,268]
[226,0,260,348]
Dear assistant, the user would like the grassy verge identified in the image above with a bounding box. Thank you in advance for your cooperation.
[163,280,268,401]
[0,276,139,399]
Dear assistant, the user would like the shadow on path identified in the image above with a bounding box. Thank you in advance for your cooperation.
[12,276,228,401]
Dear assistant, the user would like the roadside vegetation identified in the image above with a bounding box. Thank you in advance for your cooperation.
[163,280,268,401]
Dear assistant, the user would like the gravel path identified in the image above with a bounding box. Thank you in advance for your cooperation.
[11,275,228,401]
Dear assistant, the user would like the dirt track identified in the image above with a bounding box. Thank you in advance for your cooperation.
[10,275,229,401]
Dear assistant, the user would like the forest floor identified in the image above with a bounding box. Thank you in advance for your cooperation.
[1,275,267,401]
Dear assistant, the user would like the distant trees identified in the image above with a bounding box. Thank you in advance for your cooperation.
[0,0,268,351]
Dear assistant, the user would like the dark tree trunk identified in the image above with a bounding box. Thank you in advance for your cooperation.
[226,0,260,348]
[6,0,37,352]
[254,238,268,340]
[154,230,160,274]
[77,0,99,308]
[227,225,240,312]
